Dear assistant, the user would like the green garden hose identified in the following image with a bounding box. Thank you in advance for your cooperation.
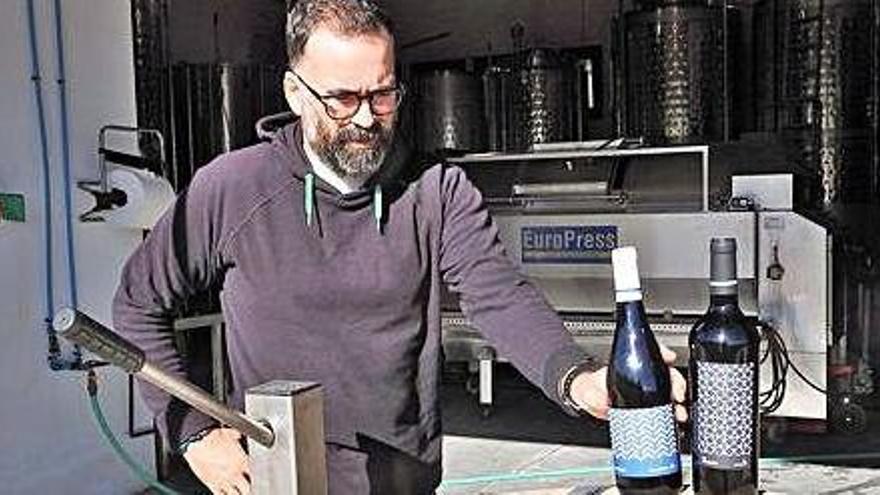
[86,370,181,495]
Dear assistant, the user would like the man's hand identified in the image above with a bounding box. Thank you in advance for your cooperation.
[568,345,687,422]
[183,427,251,495]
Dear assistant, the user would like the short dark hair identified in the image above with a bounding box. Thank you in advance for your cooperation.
[286,0,394,68]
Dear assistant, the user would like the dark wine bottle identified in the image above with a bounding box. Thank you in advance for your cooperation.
[690,238,760,494]
[608,246,682,494]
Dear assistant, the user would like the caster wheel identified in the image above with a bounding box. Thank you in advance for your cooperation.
[831,397,867,435]
[480,405,493,418]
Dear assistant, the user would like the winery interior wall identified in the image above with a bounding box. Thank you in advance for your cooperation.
[0,0,152,492]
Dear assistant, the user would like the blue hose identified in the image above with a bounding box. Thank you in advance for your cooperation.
[51,0,82,362]
[24,0,61,365]
[25,0,82,369]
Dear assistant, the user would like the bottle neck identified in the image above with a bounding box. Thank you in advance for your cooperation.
[614,288,642,304]
[616,297,648,326]
[708,292,739,308]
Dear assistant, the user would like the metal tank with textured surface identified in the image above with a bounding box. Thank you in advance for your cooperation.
[483,63,515,152]
[779,0,875,206]
[514,48,574,149]
[415,68,486,155]
[624,3,728,144]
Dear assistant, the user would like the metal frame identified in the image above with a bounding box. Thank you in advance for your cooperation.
[84,125,167,193]
[448,145,711,211]
[174,313,227,402]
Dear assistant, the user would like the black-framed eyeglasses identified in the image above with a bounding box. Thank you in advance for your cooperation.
[291,71,405,121]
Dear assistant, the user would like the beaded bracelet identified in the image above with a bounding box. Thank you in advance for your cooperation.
[558,359,599,415]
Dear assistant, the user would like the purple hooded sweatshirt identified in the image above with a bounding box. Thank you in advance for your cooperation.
[112,122,593,490]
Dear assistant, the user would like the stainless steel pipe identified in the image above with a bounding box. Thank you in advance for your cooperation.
[52,307,275,448]
[512,181,609,197]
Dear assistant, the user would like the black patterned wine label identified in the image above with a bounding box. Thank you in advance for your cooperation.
[695,361,755,469]
[609,405,680,477]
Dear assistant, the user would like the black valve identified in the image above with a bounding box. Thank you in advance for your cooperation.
[766,244,785,281]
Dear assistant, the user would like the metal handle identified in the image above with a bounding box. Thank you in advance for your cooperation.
[53,307,275,448]
[139,361,276,447]
[53,307,145,373]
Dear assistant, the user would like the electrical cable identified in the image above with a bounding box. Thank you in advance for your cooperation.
[86,369,181,495]
[769,321,828,394]
[758,321,789,414]
[787,353,830,395]
[758,321,829,415]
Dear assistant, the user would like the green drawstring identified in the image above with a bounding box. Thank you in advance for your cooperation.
[304,172,382,234]
[373,184,383,234]
[304,172,315,227]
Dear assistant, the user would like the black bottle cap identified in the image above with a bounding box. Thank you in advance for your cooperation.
[710,237,737,295]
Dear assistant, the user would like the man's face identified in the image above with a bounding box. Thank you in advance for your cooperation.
[286,27,397,182]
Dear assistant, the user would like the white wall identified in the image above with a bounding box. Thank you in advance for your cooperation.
[0,0,155,493]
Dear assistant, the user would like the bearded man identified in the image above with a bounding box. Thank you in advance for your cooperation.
[112,1,684,493]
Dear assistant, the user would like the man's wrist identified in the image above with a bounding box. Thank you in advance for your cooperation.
[176,425,218,455]
[557,360,597,414]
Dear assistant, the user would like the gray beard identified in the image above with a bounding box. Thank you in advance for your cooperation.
[312,123,394,182]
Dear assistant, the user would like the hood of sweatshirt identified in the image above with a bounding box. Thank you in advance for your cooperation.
[269,120,414,233]
[271,120,414,204]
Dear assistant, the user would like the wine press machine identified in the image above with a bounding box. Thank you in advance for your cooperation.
[441,141,878,432]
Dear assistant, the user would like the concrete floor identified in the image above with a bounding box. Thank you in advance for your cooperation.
[151,363,880,494]
[437,365,880,494]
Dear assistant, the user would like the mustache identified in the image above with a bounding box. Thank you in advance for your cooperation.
[336,124,385,144]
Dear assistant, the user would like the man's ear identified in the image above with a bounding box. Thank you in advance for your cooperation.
[283,71,303,117]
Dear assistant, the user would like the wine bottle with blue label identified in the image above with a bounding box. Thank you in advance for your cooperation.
[608,246,682,494]
[690,238,760,494]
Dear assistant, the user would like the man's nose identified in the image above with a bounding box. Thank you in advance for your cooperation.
[350,98,376,128]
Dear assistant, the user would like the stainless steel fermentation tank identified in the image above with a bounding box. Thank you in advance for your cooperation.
[753,0,877,207]
[415,68,487,154]
[483,64,515,152]
[789,0,873,206]
[414,48,577,155]
[623,1,730,144]
[514,48,575,148]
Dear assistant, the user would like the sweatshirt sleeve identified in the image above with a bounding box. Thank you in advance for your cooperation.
[112,165,228,447]
[437,166,599,412]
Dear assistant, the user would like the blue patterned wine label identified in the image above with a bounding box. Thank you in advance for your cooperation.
[695,361,755,469]
[609,405,681,477]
